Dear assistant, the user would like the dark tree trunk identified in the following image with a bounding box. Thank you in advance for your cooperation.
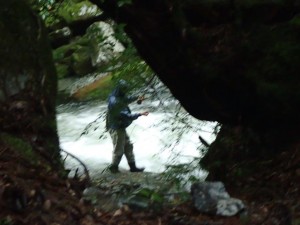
[90,0,300,180]
[90,0,300,131]
[0,0,60,166]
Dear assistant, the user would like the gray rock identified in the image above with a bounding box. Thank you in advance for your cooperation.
[121,195,150,211]
[216,198,245,216]
[83,187,120,211]
[191,181,245,216]
[83,187,102,200]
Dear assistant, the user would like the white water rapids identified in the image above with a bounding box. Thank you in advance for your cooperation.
[56,100,217,179]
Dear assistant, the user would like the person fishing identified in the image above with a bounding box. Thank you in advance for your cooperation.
[106,79,149,173]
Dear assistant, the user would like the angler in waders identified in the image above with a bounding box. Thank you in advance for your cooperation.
[106,79,149,173]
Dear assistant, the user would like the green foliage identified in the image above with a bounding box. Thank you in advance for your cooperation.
[97,0,132,7]
[290,15,300,26]
[0,133,37,163]
[0,218,13,225]
[72,47,94,75]
[28,0,61,27]
[105,23,154,91]
[30,0,102,27]
[52,35,92,77]
[28,0,56,13]
[74,21,154,100]
[293,219,300,225]
[33,0,152,93]
[53,35,90,60]
[236,0,285,8]
[55,63,70,78]
[163,160,206,190]
[117,0,132,7]
[132,187,164,205]
[124,187,165,211]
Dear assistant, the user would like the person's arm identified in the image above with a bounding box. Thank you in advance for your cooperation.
[139,112,149,116]
[120,110,149,120]
[120,109,140,120]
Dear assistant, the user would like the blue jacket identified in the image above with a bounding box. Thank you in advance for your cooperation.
[106,82,141,130]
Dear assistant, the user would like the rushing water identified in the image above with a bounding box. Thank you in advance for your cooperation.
[56,99,217,179]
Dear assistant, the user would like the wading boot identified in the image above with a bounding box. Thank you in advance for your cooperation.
[129,162,145,172]
[108,164,119,173]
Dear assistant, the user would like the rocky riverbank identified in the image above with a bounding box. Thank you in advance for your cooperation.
[83,170,191,212]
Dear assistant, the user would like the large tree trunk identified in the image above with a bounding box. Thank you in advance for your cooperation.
[90,0,300,179]
[91,0,300,129]
[0,0,60,166]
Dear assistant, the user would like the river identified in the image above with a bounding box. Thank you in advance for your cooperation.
[56,98,217,179]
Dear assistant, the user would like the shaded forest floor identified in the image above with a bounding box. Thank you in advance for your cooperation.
[1,140,300,224]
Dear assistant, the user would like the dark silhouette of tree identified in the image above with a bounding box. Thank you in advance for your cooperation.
[0,0,61,167]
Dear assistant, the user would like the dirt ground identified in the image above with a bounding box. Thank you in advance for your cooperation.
[1,141,299,225]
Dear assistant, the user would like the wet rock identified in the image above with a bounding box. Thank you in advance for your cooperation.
[191,181,245,216]
[122,195,150,211]
[83,187,120,211]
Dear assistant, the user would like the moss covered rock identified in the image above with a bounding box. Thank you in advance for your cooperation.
[52,21,124,78]
[58,0,102,24]
[72,46,94,76]
[53,36,93,77]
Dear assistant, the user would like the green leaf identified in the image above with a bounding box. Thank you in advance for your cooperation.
[117,0,132,7]
[133,187,153,198]
[150,193,164,203]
